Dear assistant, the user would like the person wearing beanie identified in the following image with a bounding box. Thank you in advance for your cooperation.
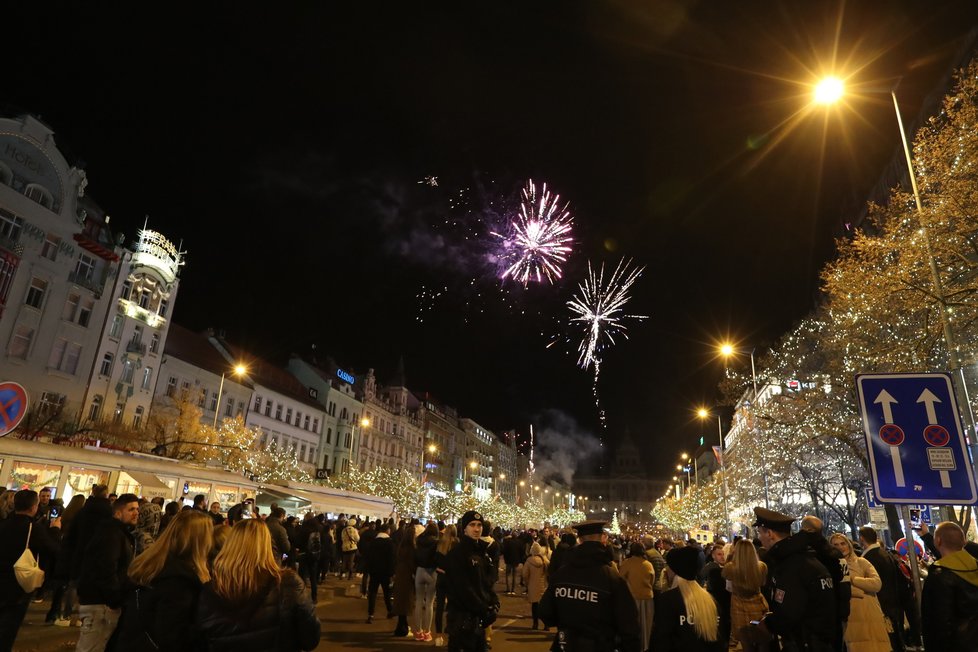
[539,521,641,652]
[522,542,550,630]
[649,546,723,651]
[443,511,498,651]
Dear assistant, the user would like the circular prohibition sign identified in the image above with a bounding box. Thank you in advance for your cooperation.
[923,424,951,447]
[0,382,29,437]
[879,423,906,447]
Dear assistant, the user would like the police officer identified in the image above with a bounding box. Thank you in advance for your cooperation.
[444,510,498,652]
[539,521,641,652]
[740,507,837,652]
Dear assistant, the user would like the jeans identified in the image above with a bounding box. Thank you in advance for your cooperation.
[0,600,30,652]
[367,574,393,617]
[342,550,356,579]
[415,567,437,633]
[75,604,121,652]
[434,575,448,633]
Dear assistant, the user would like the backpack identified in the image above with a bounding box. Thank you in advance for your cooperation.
[308,531,323,556]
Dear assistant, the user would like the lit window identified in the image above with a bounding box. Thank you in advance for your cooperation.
[114,403,124,424]
[141,366,153,391]
[121,359,135,383]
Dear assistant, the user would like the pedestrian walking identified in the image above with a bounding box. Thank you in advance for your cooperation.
[364,521,395,624]
[340,519,360,580]
[414,522,439,642]
[620,541,655,651]
[196,519,320,651]
[117,510,213,650]
[649,545,724,652]
[75,493,139,652]
[393,523,419,637]
[522,542,550,630]
[295,512,324,604]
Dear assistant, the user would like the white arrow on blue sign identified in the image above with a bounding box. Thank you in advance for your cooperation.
[856,373,977,505]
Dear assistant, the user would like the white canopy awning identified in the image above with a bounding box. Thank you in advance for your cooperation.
[124,470,170,500]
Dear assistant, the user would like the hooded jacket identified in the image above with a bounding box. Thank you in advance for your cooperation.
[921,548,978,650]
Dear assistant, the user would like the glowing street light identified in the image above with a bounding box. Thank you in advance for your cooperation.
[698,406,732,540]
[213,363,248,428]
[813,76,844,105]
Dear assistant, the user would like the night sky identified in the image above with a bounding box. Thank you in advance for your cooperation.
[7,2,978,479]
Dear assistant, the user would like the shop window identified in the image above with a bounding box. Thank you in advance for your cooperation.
[6,461,62,491]
[63,467,109,501]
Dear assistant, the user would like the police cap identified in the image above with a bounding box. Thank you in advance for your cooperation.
[752,506,795,533]
[573,520,608,537]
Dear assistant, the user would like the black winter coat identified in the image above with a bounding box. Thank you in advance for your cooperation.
[64,496,112,582]
[920,556,978,651]
[0,514,61,606]
[196,570,320,652]
[444,535,498,617]
[649,587,726,652]
[117,557,206,651]
[501,535,524,566]
[539,541,640,652]
[77,517,135,608]
[365,534,395,577]
[415,533,438,569]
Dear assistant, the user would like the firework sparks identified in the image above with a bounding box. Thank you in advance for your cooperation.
[493,180,573,286]
[567,258,647,426]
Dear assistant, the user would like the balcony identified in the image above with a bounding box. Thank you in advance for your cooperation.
[68,270,105,297]
[117,298,165,328]
[126,340,147,355]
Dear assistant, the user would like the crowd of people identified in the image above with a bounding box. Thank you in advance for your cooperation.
[2,486,978,652]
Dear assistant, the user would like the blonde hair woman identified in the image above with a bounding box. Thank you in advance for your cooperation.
[196,520,321,651]
[117,510,213,650]
[722,539,768,650]
[829,533,890,652]
[650,546,723,651]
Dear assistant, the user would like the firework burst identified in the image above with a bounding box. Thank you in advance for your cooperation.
[567,258,647,425]
[493,180,574,286]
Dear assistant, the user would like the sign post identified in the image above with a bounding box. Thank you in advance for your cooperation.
[901,505,925,615]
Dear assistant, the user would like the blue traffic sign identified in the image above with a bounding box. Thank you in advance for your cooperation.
[0,381,29,437]
[857,373,977,505]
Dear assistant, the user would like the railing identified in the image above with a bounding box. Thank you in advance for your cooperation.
[68,270,104,296]
[126,340,147,355]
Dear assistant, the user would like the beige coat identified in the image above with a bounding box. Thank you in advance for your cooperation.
[521,553,549,603]
[619,556,654,600]
[843,553,891,652]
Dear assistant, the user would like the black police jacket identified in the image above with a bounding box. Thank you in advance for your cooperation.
[762,532,837,648]
[539,541,641,652]
[649,587,726,652]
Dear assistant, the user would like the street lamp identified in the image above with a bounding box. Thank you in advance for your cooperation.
[463,460,477,493]
[719,342,769,508]
[496,473,506,498]
[213,364,248,428]
[698,406,732,541]
[421,442,437,482]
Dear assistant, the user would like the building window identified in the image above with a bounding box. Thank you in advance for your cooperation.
[114,403,124,424]
[133,406,144,429]
[264,401,272,417]
[48,338,81,375]
[41,234,60,261]
[326,427,331,444]
[275,404,283,421]
[254,396,263,412]
[315,419,321,435]
[197,388,206,407]
[207,391,216,411]
[300,444,307,461]
[121,359,135,384]
[323,454,329,470]
[25,277,47,309]
[131,325,143,346]
[24,184,53,208]
[62,292,80,322]
[137,287,151,309]
[88,395,102,422]
[0,209,23,242]
[166,376,177,397]
[225,397,234,417]
[295,411,302,427]
[109,314,123,339]
[141,366,153,391]
[78,297,93,327]
[304,415,310,430]
[286,408,293,424]
[99,353,113,377]
[74,255,95,282]
[149,333,160,354]
[159,299,168,318]
[121,280,132,301]
[38,392,65,417]
[344,433,351,448]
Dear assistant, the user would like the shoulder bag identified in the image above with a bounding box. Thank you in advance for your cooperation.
[14,522,45,592]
